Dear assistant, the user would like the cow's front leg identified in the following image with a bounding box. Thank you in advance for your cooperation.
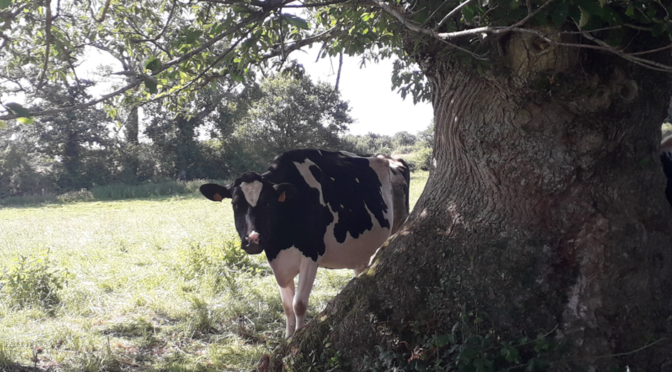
[278,280,296,337]
[294,256,319,332]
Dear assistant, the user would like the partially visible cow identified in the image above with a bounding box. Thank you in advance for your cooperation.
[200,149,410,337]
[661,135,672,206]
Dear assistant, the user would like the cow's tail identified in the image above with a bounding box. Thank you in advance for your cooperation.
[395,157,411,214]
[661,135,672,206]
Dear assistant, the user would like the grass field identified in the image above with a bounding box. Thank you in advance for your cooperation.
[0,171,428,372]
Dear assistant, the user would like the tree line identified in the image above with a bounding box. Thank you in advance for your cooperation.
[0,67,431,199]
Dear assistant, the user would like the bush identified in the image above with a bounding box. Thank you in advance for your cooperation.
[405,147,433,171]
[57,189,95,203]
[0,249,71,311]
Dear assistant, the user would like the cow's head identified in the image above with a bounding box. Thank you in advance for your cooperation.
[200,172,297,255]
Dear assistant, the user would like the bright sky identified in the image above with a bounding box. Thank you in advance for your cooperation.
[291,48,434,136]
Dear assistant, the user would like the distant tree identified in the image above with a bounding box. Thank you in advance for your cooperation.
[416,121,434,149]
[392,131,416,149]
[0,82,114,192]
[235,70,352,160]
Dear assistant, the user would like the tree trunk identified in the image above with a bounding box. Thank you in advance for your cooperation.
[269,35,672,371]
[125,107,140,182]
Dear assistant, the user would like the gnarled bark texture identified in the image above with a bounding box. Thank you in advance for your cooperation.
[270,31,672,371]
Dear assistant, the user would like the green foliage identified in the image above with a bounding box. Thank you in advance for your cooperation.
[367,312,557,372]
[177,238,271,284]
[0,340,15,368]
[234,70,353,160]
[0,249,71,311]
[285,335,351,372]
[406,146,433,171]
[1,0,671,122]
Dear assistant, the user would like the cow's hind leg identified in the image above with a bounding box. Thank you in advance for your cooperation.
[278,280,296,337]
[295,256,319,332]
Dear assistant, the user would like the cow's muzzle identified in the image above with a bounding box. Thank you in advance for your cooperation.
[243,242,264,255]
[243,231,263,254]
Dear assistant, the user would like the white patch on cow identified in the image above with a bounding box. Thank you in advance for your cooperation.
[355,177,359,183]
[293,159,326,206]
[339,151,357,157]
[321,201,392,270]
[318,156,394,271]
[662,136,672,160]
[267,246,321,337]
[317,150,323,156]
[240,180,263,207]
[268,247,301,287]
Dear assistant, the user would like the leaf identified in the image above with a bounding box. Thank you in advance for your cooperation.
[625,5,634,18]
[652,22,666,37]
[551,3,569,26]
[281,14,310,30]
[0,120,6,129]
[17,117,34,125]
[145,57,162,72]
[185,30,203,44]
[0,0,10,10]
[5,102,30,117]
[462,5,475,22]
[144,80,158,94]
[578,6,590,28]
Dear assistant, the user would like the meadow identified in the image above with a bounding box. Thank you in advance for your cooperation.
[0,171,428,372]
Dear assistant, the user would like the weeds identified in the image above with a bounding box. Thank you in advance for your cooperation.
[0,249,71,311]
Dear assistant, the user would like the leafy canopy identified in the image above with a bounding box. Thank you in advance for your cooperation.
[1,0,671,123]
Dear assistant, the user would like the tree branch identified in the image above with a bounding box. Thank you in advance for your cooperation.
[335,51,343,91]
[436,0,475,29]
[0,80,143,120]
[282,0,351,8]
[158,13,267,75]
[90,0,113,23]
[130,0,178,43]
[36,0,53,93]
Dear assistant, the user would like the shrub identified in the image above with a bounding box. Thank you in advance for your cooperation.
[405,147,433,171]
[57,189,95,203]
[0,249,71,311]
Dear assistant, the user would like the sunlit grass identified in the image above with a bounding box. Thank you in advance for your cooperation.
[0,171,428,371]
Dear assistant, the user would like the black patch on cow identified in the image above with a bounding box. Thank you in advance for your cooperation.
[260,149,391,262]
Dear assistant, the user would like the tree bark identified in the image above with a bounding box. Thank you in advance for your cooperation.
[270,34,672,371]
[125,107,140,182]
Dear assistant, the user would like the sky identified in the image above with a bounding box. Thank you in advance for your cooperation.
[290,48,434,136]
[77,46,434,137]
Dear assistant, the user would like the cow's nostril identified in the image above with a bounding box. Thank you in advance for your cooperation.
[248,231,260,245]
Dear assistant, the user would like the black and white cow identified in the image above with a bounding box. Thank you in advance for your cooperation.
[200,149,410,337]
[661,135,672,206]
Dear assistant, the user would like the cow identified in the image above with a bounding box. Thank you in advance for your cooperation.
[661,135,672,206]
[199,149,410,337]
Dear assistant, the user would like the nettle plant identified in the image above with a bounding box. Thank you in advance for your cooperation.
[0,249,71,311]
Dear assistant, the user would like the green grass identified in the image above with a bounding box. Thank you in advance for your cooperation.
[0,171,428,371]
[0,180,222,207]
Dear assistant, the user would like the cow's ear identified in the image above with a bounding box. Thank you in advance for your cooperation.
[200,183,231,202]
[273,183,297,202]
